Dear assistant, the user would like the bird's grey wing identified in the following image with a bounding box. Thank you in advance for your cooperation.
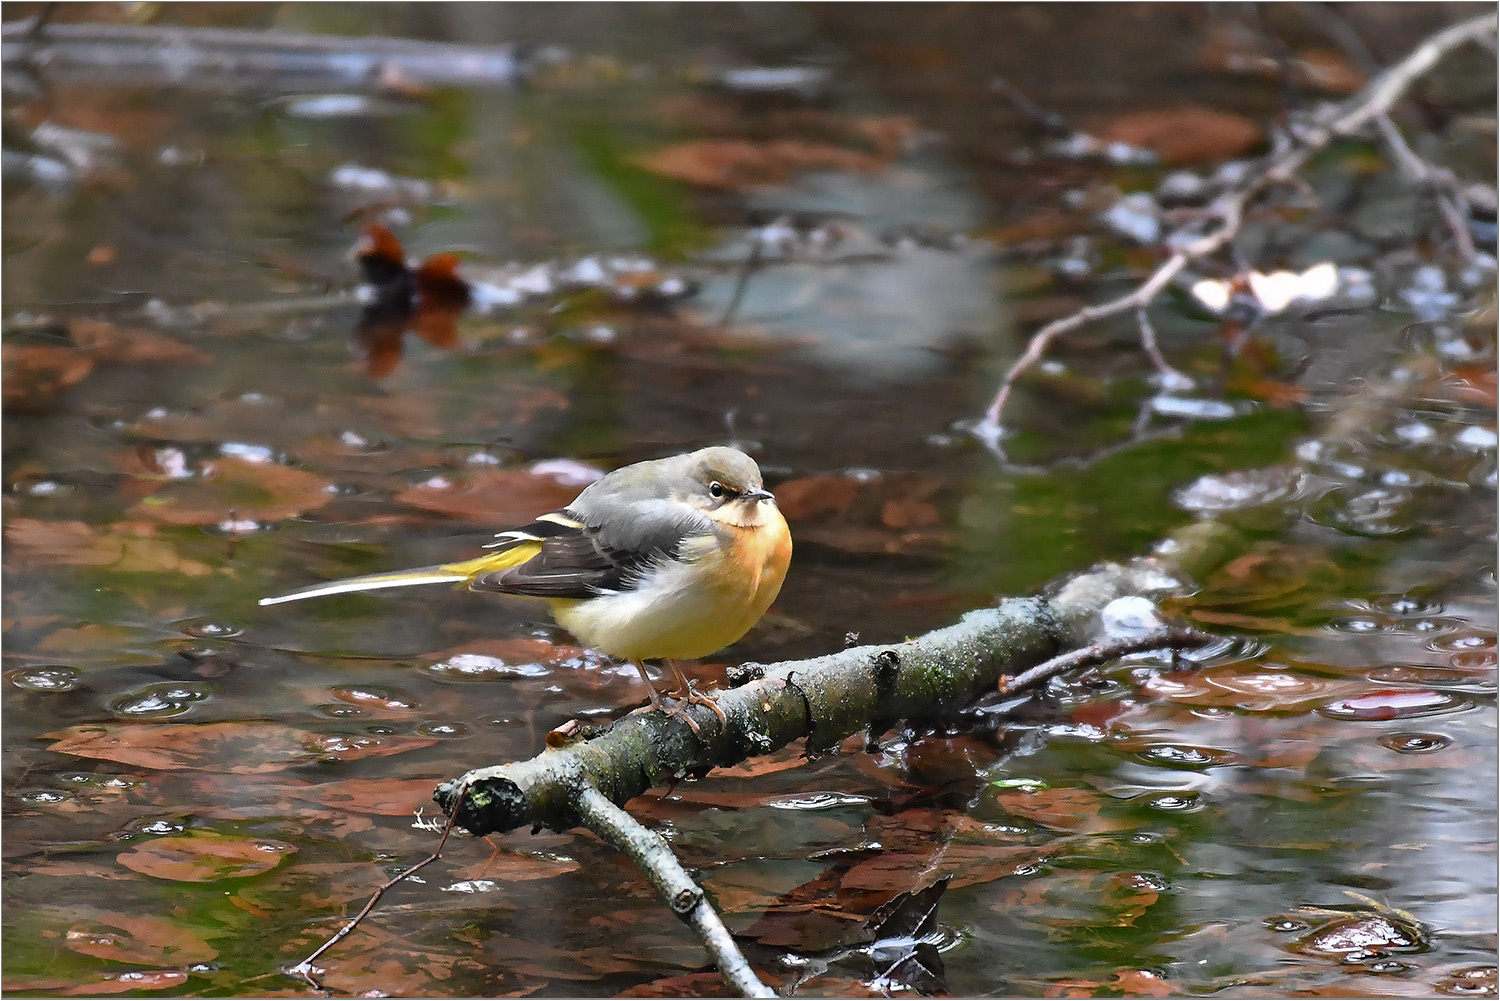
[469,500,721,599]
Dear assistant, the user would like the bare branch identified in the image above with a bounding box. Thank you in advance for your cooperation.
[975,11,1498,446]
[575,785,775,998]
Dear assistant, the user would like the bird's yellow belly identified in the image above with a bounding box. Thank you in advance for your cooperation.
[550,511,791,662]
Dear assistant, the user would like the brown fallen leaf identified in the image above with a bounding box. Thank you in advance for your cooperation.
[129,457,334,525]
[635,139,885,191]
[291,777,441,816]
[1095,107,1263,165]
[65,970,192,995]
[991,786,1138,834]
[65,911,217,964]
[44,722,437,772]
[117,830,295,882]
[3,517,216,575]
[3,345,95,412]
[397,466,594,524]
[68,317,212,365]
[48,722,319,772]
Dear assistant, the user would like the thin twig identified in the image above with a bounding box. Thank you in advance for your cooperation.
[975,11,1498,447]
[997,627,1215,695]
[288,779,471,990]
[1135,305,1192,390]
[574,784,775,998]
[1373,112,1481,263]
[718,221,770,329]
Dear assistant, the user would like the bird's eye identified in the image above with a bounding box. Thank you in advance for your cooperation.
[708,481,726,499]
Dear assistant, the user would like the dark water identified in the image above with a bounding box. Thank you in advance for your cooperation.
[3,3,1495,997]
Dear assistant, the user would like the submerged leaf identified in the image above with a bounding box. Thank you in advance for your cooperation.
[116,830,295,881]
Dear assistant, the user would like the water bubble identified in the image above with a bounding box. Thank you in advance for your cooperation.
[1268,917,1309,933]
[317,703,364,718]
[1295,915,1422,956]
[427,653,550,680]
[1448,650,1498,670]
[330,686,417,712]
[1429,630,1496,654]
[1367,961,1412,974]
[1373,596,1443,618]
[1173,468,1298,513]
[1138,745,1223,769]
[132,817,186,835]
[180,621,243,639]
[109,682,211,719]
[1126,872,1169,892]
[1380,732,1451,754]
[12,666,80,692]
[18,789,71,804]
[364,725,397,736]
[1326,616,1392,634]
[1318,689,1471,721]
[417,722,469,738]
[1148,794,1201,812]
[1310,487,1415,537]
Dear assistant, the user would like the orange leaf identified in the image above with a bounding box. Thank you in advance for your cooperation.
[117,831,295,881]
[1095,108,1263,165]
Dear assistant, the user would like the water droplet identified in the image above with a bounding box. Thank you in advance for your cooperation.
[1327,616,1391,634]
[427,653,550,679]
[1267,918,1309,933]
[1296,915,1423,955]
[12,666,80,692]
[1319,689,1470,721]
[1373,595,1443,618]
[1138,745,1223,768]
[1310,488,1415,537]
[417,722,468,738]
[205,518,274,536]
[1380,732,1451,753]
[331,686,417,712]
[133,817,186,835]
[1430,630,1496,653]
[1127,872,1169,891]
[1173,468,1298,513]
[181,621,243,639]
[1148,794,1201,812]
[108,682,212,719]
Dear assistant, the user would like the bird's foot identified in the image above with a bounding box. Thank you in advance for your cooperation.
[669,682,727,726]
[629,692,703,737]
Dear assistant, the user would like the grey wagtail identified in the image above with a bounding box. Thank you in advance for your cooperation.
[260,447,792,720]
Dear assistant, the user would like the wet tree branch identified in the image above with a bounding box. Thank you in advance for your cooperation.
[975,11,1498,447]
[575,785,776,998]
[431,519,1241,995]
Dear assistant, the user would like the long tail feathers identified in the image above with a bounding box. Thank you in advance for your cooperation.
[257,544,541,607]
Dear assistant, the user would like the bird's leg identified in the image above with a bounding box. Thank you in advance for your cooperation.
[629,660,702,737]
[666,659,727,725]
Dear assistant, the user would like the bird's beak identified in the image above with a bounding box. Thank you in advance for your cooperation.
[745,487,775,503]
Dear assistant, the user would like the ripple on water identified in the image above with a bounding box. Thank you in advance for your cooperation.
[179,620,243,639]
[12,666,80,692]
[1309,487,1416,537]
[1136,744,1227,769]
[1380,732,1451,754]
[1318,689,1472,722]
[426,653,552,680]
[330,686,418,712]
[108,682,213,719]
